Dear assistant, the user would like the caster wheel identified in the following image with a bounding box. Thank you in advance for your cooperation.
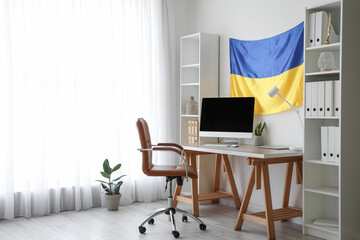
[138,226,146,234]
[182,215,188,222]
[199,223,206,231]
[172,231,180,238]
[148,218,155,225]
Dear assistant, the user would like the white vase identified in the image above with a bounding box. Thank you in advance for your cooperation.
[253,136,264,146]
[318,52,335,72]
[104,194,121,211]
[186,96,198,115]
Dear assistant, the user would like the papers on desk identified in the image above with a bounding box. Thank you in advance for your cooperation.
[257,145,289,150]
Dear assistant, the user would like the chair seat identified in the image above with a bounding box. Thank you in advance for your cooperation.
[146,165,198,179]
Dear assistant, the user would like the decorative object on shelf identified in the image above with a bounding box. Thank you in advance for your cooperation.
[324,12,332,45]
[96,159,126,211]
[253,121,266,146]
[186,96,198,115]
[318,52,335,72]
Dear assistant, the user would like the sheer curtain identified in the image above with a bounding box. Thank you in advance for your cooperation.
[0,0,176,219]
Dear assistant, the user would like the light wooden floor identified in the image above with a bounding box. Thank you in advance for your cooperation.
[0,201,320,240]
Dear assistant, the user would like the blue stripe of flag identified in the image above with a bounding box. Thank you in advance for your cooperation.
[230,22,304,79]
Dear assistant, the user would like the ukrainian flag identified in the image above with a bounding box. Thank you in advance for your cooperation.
[230,22,304,115]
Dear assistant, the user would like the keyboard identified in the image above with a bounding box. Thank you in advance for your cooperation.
[202,144,230,147]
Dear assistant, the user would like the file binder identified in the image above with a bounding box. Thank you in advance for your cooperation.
[311,82,318,116]
[317,81,325,117]
[335,127,340,163]
[334,81,341,116]
[321,126,328,162]
[306,82,312,117]
[325,81,334,116]
[315,11,340,46]
[194,120,199,144]
[328,126,336,162]
[188,121,192,144]
[308,13,316,47]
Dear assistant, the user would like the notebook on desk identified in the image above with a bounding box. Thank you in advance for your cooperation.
[257,145,289,150]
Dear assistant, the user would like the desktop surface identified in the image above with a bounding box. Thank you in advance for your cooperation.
[183,143,302,159]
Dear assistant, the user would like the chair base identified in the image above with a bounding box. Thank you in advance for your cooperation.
[138,177,206,238]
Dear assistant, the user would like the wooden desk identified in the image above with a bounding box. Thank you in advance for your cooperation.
[173,144,303,240]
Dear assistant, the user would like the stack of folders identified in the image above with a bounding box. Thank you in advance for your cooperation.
[188,120,199,144]
[306,80,340,117]
[321,126,340,163]
[308,11,339,47]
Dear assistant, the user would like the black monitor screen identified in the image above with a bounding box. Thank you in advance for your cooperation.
[200,97,255,134]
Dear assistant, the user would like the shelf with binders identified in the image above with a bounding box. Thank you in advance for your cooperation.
[306,1,341,49]
[304,119,339,162]
[304,79,341,118]
[180,117,199,145]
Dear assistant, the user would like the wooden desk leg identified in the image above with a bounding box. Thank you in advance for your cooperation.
[262,163,276,240]
[190,153,199,217]
[212,154,222,204]
[222,154,241,209]
[282,162,294,222]
[234,166,255,230]
[173,176,184,208]
[191,176,199,217]
[295,160,303,184]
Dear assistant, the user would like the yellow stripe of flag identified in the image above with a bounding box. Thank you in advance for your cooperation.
[230,64,303,115]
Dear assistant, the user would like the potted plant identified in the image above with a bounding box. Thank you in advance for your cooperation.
[96,159,125,211]
[253,121,266,146]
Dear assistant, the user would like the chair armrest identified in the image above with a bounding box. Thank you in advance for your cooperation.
[157,143,184,151]
[137,145,189,180]
[152,146,182,155]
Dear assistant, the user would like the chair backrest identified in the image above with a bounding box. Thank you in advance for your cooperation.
[136,118,154,174]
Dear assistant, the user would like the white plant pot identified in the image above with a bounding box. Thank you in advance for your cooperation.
[104,194,121,211]
[253,135,264,146]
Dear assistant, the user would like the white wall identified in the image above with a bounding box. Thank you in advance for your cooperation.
[173,0,327,221]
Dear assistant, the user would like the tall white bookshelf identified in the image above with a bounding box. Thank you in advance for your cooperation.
[179,33,219,194]
[303,0,360,239]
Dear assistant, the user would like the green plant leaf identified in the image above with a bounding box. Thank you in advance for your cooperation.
[100,171,110,179]
[112,175,126,182]
[260,122,266,132]
[101,183,110,192]
[113,181,123,195]
[103,159,112,175]
[112,163,121,173]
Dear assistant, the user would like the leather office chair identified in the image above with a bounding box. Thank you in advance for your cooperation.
[136,118,206,238]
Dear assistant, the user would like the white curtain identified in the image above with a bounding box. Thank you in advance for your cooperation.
[0,0,176,219]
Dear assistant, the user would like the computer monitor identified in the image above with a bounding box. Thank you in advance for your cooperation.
[199,97,255,139]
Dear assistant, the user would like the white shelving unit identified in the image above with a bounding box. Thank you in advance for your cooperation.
[179,33,219,195]
[303,0,360,239]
